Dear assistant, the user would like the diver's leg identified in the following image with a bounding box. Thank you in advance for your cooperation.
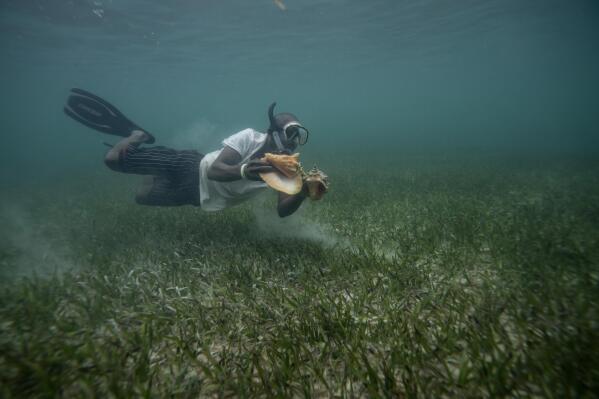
[134,175,191,206]
[134,176,173,206]
[103,133,201,206]
[135,152,202,207]
[115,145,200,178]
[104,130,153,172]
[135,176,155,203]
[104,131,198,178]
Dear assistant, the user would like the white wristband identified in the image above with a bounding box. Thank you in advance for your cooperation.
[240,163,248,179]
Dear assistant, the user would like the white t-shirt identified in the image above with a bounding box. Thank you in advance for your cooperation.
[198,128,268,211]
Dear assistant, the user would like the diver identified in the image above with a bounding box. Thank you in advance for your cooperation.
[64,88,310,217]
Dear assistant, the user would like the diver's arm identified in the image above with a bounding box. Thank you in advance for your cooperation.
[277,185,308,218]
[207,146,274,182]
[207,146,243,182]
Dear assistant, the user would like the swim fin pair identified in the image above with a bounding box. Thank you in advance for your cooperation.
[64,88,155,144]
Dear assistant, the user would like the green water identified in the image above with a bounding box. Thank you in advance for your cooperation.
[1,1,598,397]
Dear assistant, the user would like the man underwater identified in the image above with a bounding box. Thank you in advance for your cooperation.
[64,88,311,217]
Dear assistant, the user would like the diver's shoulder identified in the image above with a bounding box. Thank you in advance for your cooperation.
[224,128,266,149]
[231,127,263,135]
[243,128,267,140]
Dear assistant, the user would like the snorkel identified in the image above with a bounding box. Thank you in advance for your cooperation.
[268,102,287,152]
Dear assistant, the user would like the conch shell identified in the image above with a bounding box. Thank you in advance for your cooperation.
[304,166,329,200]
[263,153,300,177]
[259,153,303,195]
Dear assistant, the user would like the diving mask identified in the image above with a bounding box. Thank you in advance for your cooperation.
[283,121,309,146]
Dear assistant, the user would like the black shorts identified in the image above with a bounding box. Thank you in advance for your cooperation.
[120,145,203,206]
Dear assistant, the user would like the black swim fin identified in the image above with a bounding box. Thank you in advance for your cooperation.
[64,88,155,144]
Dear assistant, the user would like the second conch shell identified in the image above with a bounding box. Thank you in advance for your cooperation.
[259,153,303,195]
[304,166,329,201]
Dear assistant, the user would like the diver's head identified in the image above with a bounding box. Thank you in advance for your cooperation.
[267,102,309,153]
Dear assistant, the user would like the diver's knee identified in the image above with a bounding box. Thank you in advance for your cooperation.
[104,149,122,172]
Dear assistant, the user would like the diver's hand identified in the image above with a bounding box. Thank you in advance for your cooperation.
[243,159,274,181]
